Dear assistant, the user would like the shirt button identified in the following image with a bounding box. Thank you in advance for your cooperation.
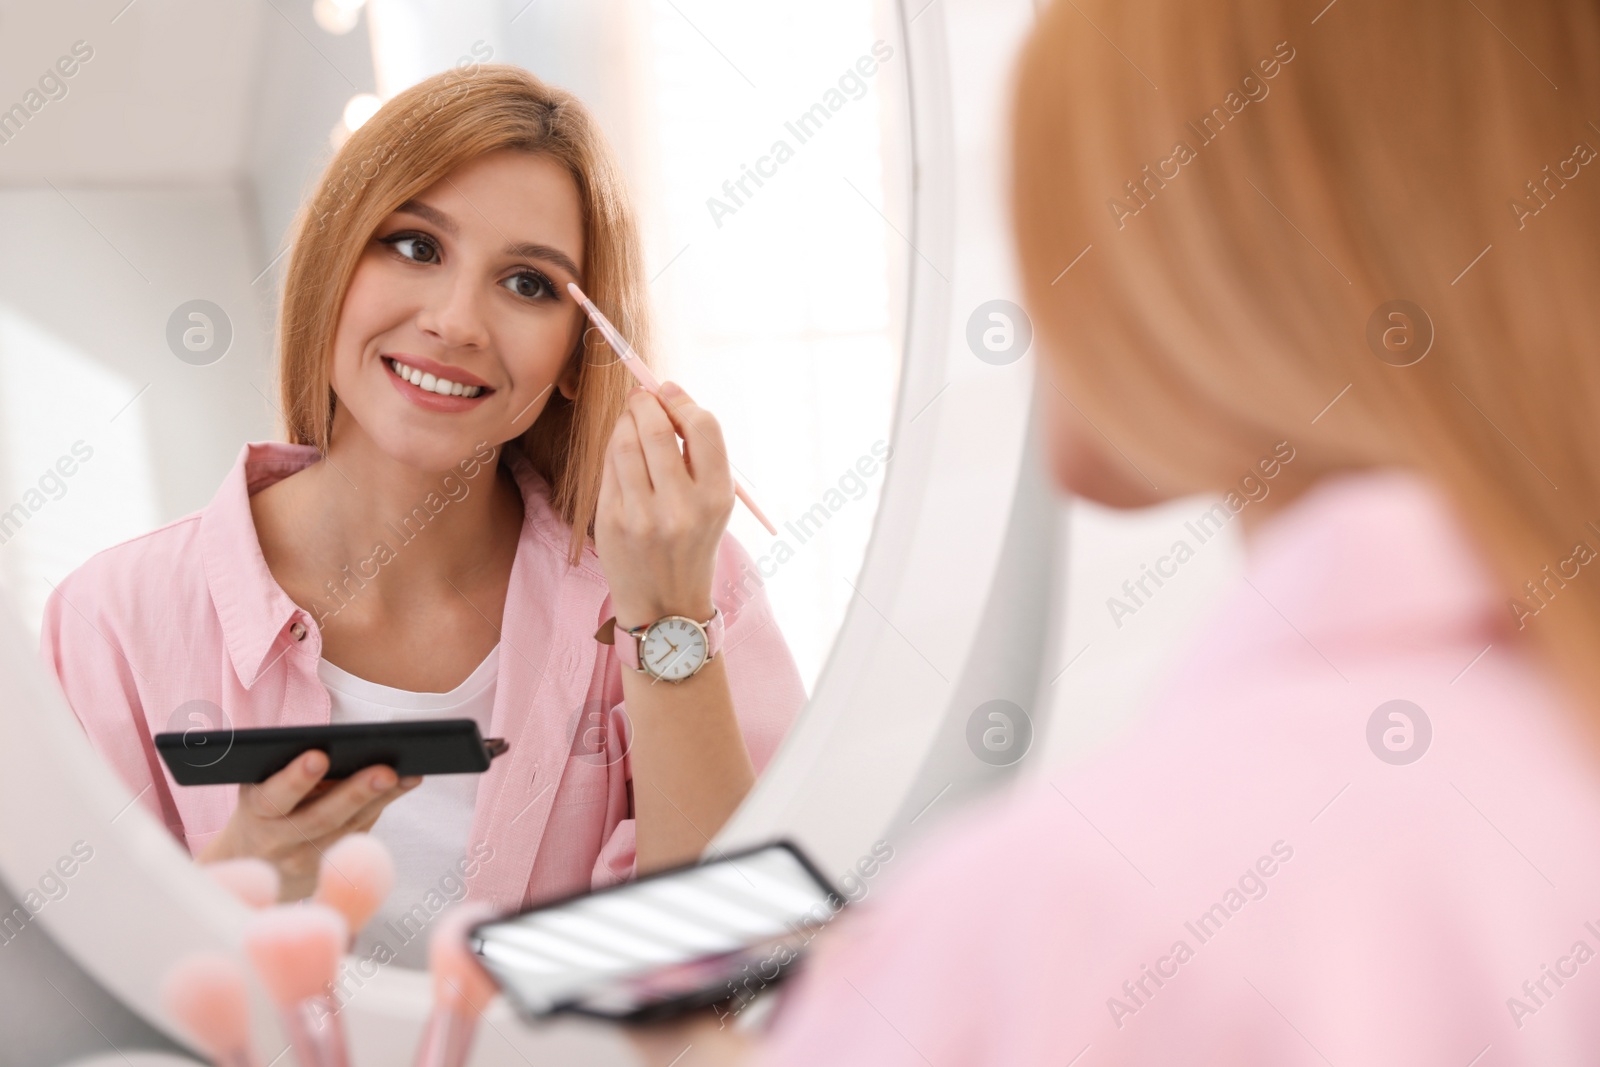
[290,621,308,641]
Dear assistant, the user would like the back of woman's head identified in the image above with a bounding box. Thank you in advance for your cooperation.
[1012,0,1600,711]
[278,63,651,564]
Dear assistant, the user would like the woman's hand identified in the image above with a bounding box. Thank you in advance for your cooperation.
[596,382,736,631]
[622,1008,754,1066]
[595,381,753,870]
[195,750,420,901]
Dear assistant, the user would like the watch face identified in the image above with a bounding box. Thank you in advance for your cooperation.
[641,617,708,681]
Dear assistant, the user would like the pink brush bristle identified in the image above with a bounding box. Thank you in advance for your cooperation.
[313,833,396,935]
[160,951,256,1062]
[203,858,281,908]
[241,903,349,1008]
[430,902,500,1013]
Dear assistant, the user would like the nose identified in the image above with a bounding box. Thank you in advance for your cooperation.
[415,270,490,350]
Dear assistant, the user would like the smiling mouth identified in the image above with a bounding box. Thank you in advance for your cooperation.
[384,357,489,398]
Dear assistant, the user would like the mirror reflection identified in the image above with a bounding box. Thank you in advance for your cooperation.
[0,0,905,971]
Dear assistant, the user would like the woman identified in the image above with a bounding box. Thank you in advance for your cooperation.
[38,65,806,960]
[632,0,1600,1061]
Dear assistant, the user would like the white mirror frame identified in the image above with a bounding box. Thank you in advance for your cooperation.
[0,0,1050,1061]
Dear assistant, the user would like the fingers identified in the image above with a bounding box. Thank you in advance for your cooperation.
[286,765,404,840]
[599,423,624,519]
[622,1008,751,1065]
[338,777,423,837]
[606,385,731,520]
[624,387,694,497]
[220,759,419,901]
[656,383,730,488]
[243,750,331,820]
[608,400,656,509]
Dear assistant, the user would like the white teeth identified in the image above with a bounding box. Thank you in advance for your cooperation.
[386,358,485,398]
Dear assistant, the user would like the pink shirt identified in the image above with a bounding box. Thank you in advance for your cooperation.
[39,442,806,913]
[759,470,1600,1064]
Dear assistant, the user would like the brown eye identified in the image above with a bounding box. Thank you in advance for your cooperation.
[382,233,440,264]
[501,269,556,301]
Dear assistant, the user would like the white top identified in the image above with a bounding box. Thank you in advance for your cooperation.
[319,645,499,970]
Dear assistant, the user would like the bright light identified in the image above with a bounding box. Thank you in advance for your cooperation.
[637,0,900,693]
[313,0,366,35]
[342,92,382,132]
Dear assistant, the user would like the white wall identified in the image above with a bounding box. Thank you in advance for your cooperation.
[1034,494,1246,776]
[0,185,275,632]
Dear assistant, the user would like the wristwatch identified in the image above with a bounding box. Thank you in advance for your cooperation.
[595,608,723,683]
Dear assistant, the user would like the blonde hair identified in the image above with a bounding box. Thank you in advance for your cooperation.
[276,63,653,565]
[1012,0,1600,706]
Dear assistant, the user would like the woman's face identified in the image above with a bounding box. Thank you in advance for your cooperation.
[328,148,586,471]
[1036,355,1168,509]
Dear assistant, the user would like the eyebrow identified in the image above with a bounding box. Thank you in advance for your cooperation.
[393,198,584,284]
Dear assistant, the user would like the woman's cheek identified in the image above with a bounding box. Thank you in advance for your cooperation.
[532,314,581,379]
[329,265,385,384]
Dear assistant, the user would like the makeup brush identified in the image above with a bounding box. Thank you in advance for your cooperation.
[241,903,350,1067]
[412,901,499,1067]
[313,832,395,941]
[567,281,779,536]
[203,858,281,908]
[161,951,263,1067]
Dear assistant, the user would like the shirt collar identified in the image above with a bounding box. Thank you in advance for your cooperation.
[199,442,320,689]
[199,440,603,689]
[1237,468,1507,655]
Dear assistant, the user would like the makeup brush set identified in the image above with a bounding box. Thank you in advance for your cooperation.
[160,836,496,1067]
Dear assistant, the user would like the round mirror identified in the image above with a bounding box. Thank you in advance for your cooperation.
[0,0,1048,1060]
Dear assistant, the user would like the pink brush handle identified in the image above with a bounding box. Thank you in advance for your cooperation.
[412,1007,477,1067]
[734,483,777,534]
[282,995,349,1067]
[569,283,779,536]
